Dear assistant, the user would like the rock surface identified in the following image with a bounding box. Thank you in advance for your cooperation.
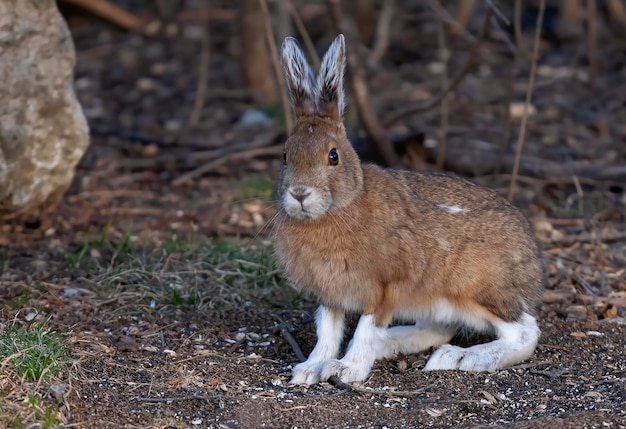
[0,0,89,218]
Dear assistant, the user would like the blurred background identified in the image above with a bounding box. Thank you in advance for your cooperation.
[5,0,626,242]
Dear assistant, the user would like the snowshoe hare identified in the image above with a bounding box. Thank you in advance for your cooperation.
[273,34,545,385]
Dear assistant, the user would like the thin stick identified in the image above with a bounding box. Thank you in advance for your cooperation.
[484,0,510,25]
[368,0,395,66]
[493,0,521,179]
[62,0,145,31]
[507,0,544,202]
[133,394,226,402]
[187,19,210,127]
[172,145,283,186]
[505,360,551,370]
[384,9,493,127]
[452,0,477,31]
[423,0,476,42]
[259,0,294,134]
[285,0,321,70]
[435,10,449,171]
[572,175,584,216]
[587,0,598,86]
[276,324,306,362]
[606,0,626,24]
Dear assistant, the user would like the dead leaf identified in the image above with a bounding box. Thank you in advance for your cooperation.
[480,390,498,404]
[509,102,537,120]
[570,331,587,338]
[424,407,443,417]
[397,360,408,371]
[601,303,618,319]
[206,378,222,386]
[116,335,140,352]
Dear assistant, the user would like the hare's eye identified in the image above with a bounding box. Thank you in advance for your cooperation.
[283,152,287,165]
[328,148,339,166]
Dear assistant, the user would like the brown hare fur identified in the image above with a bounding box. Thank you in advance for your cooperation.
[273,35,545,385]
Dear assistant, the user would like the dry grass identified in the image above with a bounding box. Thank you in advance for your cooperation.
[0,235,297,428]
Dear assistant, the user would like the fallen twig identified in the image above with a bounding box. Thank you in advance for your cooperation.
[172,145,283,186]
[505,360,552,370]
[507,0,545,202]
[132,394,225,403]
[226,336,246,355]
[544,231,626,248]
[62,0,145,31]
[383,8,493,127]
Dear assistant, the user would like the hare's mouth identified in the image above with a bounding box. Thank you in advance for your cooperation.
[282,187,328,220]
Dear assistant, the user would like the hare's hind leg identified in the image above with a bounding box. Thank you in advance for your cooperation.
[424,312,540,371]
[377,322,455,360]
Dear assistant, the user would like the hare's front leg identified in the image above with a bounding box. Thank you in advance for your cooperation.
[320,314,388,383]
[290,305,345,385]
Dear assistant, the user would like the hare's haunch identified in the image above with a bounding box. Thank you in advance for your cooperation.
[273,35,545,385]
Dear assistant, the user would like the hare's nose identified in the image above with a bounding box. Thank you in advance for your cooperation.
[290,189,311,204]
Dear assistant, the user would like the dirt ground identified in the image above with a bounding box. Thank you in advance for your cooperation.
[2,2,626,428]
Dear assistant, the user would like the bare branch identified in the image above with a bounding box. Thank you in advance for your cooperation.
[493,0,521,178]
[367,0,395,66]
[384,9,493,127]
[435,11,449,171]
[172,146,283,186]
[327,0,400,166]
[62,0,145,31]
[188,19,210,128]
[587,0,598,86]
[485,0,510,25]
[259,0,294,133]
[507,0,545,202]
[285,0,321,71]
[422,0,476,43]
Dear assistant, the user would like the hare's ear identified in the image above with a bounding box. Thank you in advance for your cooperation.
[316,34,346,120]
[280,37,316,118]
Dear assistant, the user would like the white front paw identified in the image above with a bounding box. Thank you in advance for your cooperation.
[290,361,324,385]
[320,359,370,383]
[424,344,499,372]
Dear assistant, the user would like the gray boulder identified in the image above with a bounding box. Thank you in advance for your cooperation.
[0,0,89,218]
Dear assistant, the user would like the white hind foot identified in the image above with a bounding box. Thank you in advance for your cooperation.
[424,312,540,371]
[377,322,455,360]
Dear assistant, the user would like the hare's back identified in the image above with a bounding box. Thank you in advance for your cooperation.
[379,168,529,229]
